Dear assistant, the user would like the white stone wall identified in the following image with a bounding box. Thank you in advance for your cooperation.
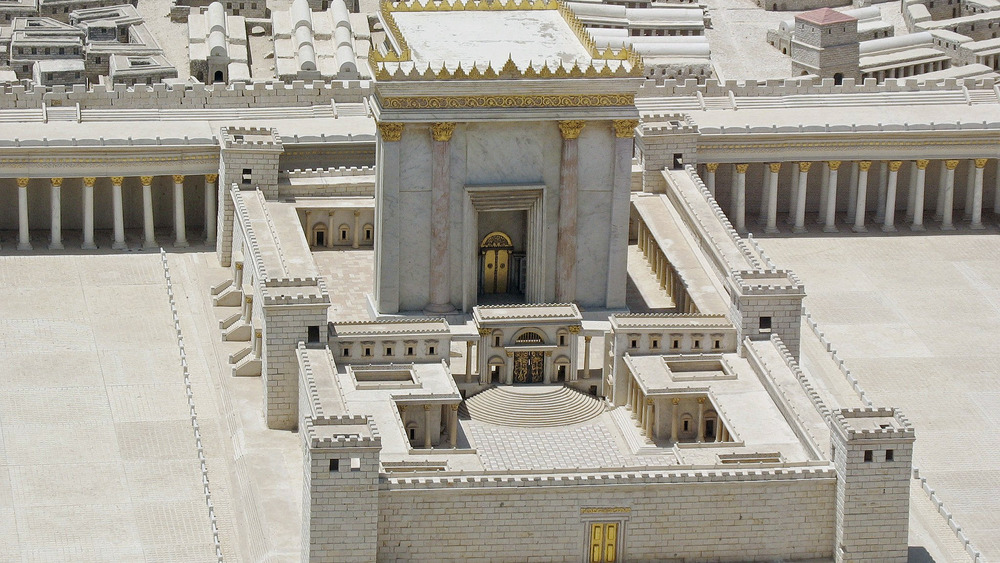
[263,304,329,430]
[377,474,836,561]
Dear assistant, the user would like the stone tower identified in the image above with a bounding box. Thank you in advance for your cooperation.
[791,8,860,83]
[725,269,805,359]
[829,407,915,563]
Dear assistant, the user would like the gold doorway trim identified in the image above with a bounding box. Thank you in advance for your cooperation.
[481,231,512,294]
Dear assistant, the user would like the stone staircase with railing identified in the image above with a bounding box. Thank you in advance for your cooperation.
[458,385,606,428]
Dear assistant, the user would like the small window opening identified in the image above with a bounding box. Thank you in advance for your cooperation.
[864,450,873,462]
[406,346,414,356]
[241,168,252,185]
[329,459,339,471]
[630,339,638,349]
[683,420,690,432]
[559,334,566,346]
[651,339,660,349]
[363,347,372,357]
[693,339,701,349]
[671,339,680,349]
[385,347,393,356]
[429,346,436,355]
[494,336,501,347]
[342,347,350,357]
[713,339,721,349]
[759,317,772,332]
[307,325,320,344]
[886,449,894,461]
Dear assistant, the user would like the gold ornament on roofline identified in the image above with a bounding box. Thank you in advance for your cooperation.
[380,93,634,109]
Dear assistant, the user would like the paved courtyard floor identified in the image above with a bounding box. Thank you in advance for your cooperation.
[759,230,1000,562]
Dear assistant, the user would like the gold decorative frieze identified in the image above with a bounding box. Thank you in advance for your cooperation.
[431,122,457,142]
[613,119,639,138]
[558,120,586,140]
[381,93,635,110]
[567,325,582,334]
[378,122,405,141]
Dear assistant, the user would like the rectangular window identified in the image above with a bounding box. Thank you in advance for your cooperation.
[713,339,721,349]
[429,346,436,355]
[863,450,873,462]
[886,449,894,461]
[651,339,660,349]
[671,339,680,349]
[242,168,252,185]
[406,346,414,356]
[342,348,350,357]
[693,339,701,349]
[363,347,371,357]
[329,459,339,471]
[494,336,501,347]
[629,339,637,349]
[385,347,393,356]
[759,317,772,332]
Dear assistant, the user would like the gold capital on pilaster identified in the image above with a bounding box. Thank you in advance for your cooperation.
[976,158,989,168]
[671,397,680,405]
[16,177,29,187]
[205,173,218,183]
[478,328,491,336]
[646,398,654,405]
[568,325,582,334]
[769,162,781,173]
[735,163,749,174]
[423,404,432,411]
[172,174,185,184]
[697,397,706,404]
[353,209,361,216]
[612,119,639,138]
[378,122,404,142]
[827,161,841,171]
[50,178,63,187]
[82,177,96,187]
[111,176,124,186]
[916,159,930,170]
[798,162,812,173]
[858,161,872,171]
[558,120,586,140]
[140,176,154,186]
[705,162,719,172]
[450,404,460,411]
[945,159,960,170]
[888,161,903,172]
[431,122,456,142]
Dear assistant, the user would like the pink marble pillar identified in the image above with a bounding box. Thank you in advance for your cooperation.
[426,122,456,313]
[556,120,585,303]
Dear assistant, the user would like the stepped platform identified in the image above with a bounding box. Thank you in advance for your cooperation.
[459,385,605,428]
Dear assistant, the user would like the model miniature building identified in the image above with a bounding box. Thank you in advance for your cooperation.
[188,1,249,83]
[271,0,370,81]
[791,8,860,82]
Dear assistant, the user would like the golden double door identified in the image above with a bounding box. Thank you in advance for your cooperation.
[481,231,512,294]
[512,351,544,383]
[589,522,619,563]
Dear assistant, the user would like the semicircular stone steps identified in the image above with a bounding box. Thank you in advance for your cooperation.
[460,385,605,428]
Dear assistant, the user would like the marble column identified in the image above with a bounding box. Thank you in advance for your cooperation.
[847,161,859,224]
[993,161,1000,215]
[449,404,459,448]
[17,177,30,250]
[352,209,361,248]
[696,397,705,443]
[823,161,841,232]
[965,160,977,220]
[644,399,654,438]
[705,162,718,196]
[141,175,156,249]
[172,175,188,248]
[82,177,96,249]
[583,335,592,377]
[765,162,780,233]
[936,162,948,221]
[205,174,217,244]
[426,122,457,312]
[670,398,680,442]
[732,163,748,233]
[853,161,872,232]
[716,420,724,442]
[111,176,126,249]
[883,161,902,232]
[876,161,888,223]
[911,160,929,231]
[556,120,584,303]
[787,160,800,224]
[818,161,830,224]
[423,405,433,449]
[326,212,334,249]
[942,160,959,230]
[759,165,771,221]
[49,177,63,250]
[906,162,918,222]
[465,340,474,383]
[971,158,987,229]
[794,162,811,233]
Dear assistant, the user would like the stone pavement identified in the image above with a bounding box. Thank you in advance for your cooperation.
[313,248,374,322]
[0,252,220,561]
[760,231,1000,562]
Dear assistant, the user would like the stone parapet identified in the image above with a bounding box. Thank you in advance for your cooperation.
[635,75,996,98]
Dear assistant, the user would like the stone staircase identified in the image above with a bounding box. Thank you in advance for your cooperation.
[459,385,605,428]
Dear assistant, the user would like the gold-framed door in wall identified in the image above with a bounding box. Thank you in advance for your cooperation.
[481,231,512,294]
[589,522,618,563]
[512,351,545,383]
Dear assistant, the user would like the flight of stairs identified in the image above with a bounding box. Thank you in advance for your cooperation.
[459,385,605,428]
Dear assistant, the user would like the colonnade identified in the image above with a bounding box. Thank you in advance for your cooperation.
[400,403,460,449]
[623,377,731,444]
[13,173,218,250]
[702,158,994,233]
[635,220,697,313]
[863,59,949,82]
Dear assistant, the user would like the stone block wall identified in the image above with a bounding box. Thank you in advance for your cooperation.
[727,270,805,359]
[263,297,330,430]
[377,471,836,561]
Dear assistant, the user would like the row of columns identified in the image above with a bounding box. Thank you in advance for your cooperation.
[636,220,695,313]
[14,174,218,250]
[703,158,992,233]
[864,59,948,82]
[402,404,459,449]
[622,381,731,444]
[305,209,364,249]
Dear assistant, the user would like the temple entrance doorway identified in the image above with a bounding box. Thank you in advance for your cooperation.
[512,351,544,383]
[588,522,619,563]
[481,231,512,294]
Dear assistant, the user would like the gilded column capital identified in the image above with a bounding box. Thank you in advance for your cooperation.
[140,176,154,186]
[244,294,253,303]
[768,162,781,173]
[888,161,903,172]
[858,161,872,171]
[671,397,680,405]
[431,122,456,142]
[82,177,96,187]
[450,404,460,411]
[378,122,404,142]
[798,162,812,173]
[111,176,124,186]
[423,404,432,411]
[205,173,218,183]
[16,177,29,187]
[353,209,361,216]
[50,177,63,187]
[612,119,639,138]
[567,325,582,334]
[697,397,706,404]
[558,120,586,140]
[945,159,960,170]
[172,174,185,184]
[916,159,930,170]
[646,398,654,405]
[705,162,719,172]
[735,163,749,174]
[976,158,989,168]
[478,328,491,336]
[827,161,841,171]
